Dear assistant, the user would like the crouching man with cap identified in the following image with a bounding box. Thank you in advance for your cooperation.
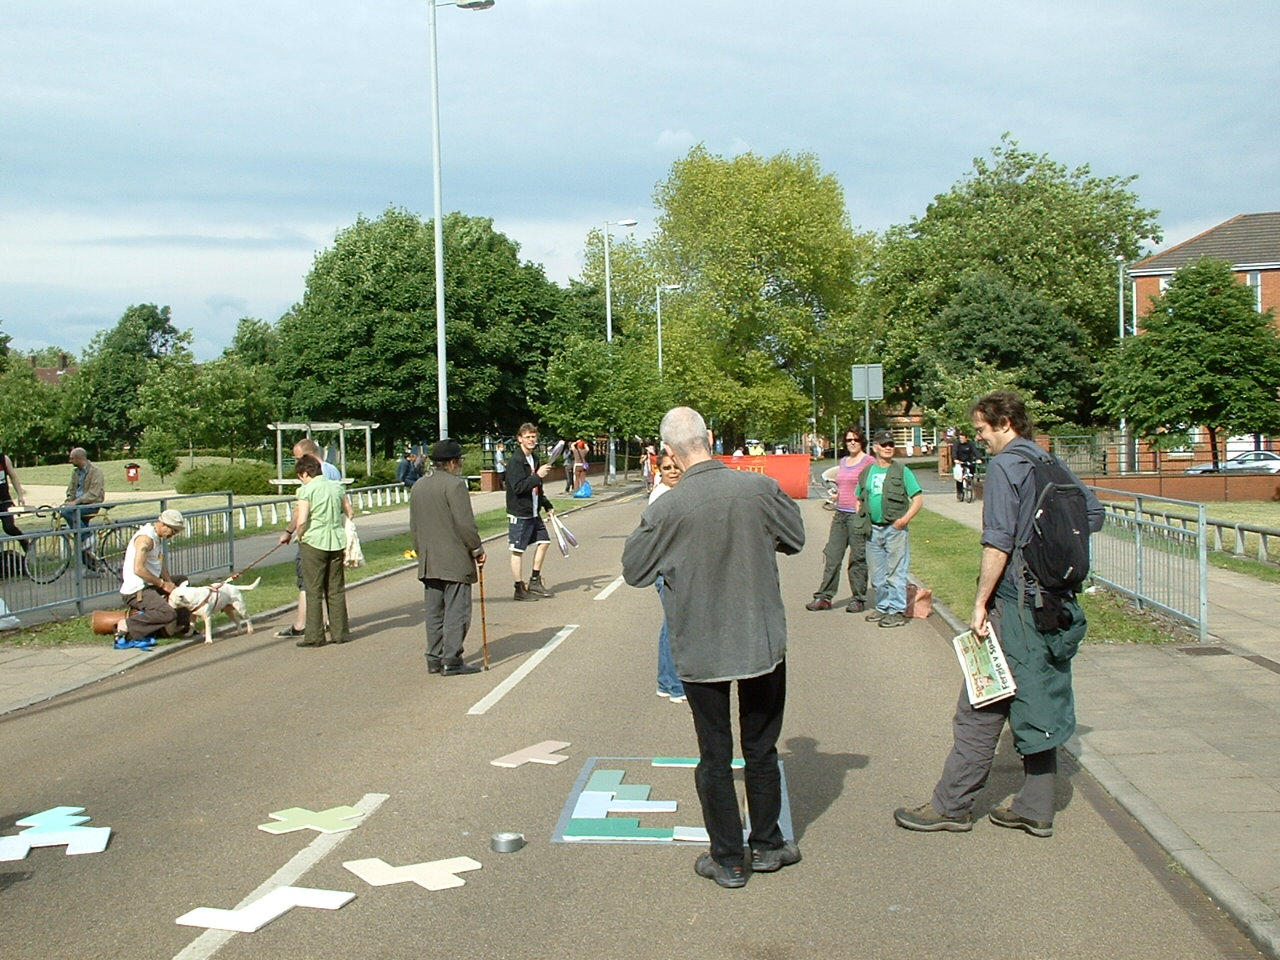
[410,440,486,676]
[117,509,188,641]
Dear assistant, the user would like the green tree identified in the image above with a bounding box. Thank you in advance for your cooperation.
[924,271,1095,425]
[132,345,204,463]
[536,334,673,442]
[873,135,1161,413]
[67,304,188,453]
[138,425,180,481]
[0,360,59,463]
[647,146,874,443]
[1099,258,1280,464]
[275,207,574,449]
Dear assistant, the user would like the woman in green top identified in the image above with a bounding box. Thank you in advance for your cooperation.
[279,454,353,647]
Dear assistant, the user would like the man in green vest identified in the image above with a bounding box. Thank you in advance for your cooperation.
[856,430,923,628]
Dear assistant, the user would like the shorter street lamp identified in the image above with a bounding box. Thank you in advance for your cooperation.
[655,283,681,374]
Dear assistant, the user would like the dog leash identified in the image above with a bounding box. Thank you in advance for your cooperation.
[225,541,287,583]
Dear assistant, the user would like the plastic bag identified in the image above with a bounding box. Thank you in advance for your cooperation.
[572,479,593,499]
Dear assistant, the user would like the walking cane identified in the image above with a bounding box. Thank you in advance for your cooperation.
[478,561,490,671]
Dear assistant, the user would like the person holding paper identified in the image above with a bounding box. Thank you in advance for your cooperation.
[895,390,1102,838]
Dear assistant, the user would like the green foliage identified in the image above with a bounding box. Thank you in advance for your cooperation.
[1099,257,1280,460]
[0,360,58,463]
[348,458,399,488]
[274,207,576,446]
[873,135,1161,413]
[66,304,189,453]
[175,461,275,496]
[536,335,674,441]
[645,145,875,442]
[923,271,1096,425]
[139,426,180,481]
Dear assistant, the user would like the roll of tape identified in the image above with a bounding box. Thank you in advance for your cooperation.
[491,831,525,853]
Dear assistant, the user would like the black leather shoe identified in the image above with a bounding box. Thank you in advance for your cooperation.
[751,842,802,873]
[295,638,325,648]
[427,660,443,675]
[694,853,748,888]
[513,582,539,601]
[526,575,553,598]
[441,662,482,676]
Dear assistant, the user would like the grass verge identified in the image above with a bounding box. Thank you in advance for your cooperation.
[2,499,578,648]
[912,510,1190,645]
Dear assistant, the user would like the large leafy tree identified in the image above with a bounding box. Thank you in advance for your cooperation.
[275,207,574,450]
[873,135,1161,413]
[646,146,874,443]
[1099,257,1280,464]
[64,304,186,454]
[923,271,1096,426]
[0,359,59,464]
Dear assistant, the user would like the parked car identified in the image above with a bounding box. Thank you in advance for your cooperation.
[1184,450,1280,474]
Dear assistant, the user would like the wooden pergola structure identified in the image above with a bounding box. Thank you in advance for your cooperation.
[268,420,380,487]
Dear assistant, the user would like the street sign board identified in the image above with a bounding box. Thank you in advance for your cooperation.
[851,364,884,401]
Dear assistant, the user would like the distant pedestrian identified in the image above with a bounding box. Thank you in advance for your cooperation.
[279,454,352,647]
[648,452,685,703]
[859,430,923,628]
[895,391,1103,837]
[505,423,556,601]
[396,450,420,487]
[276,439,350,640]
[805,426,874,613]
[0,451,28,545]
[411,440,486,676]
[571,438,589,492]
[623,406,805,889]
[493,440,507,489]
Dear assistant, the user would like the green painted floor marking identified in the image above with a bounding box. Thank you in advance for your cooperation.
[652,757,744,769]
[564,818,674,840]
[585,769,626,791]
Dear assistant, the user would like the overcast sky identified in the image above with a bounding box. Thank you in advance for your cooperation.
[4,0,1278,361]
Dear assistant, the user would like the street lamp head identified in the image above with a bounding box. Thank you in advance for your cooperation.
[456,1,495,9]
[610,218,638,228]
[660,283,682,292]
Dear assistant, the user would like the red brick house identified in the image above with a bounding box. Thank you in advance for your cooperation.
[1126,212,1280,468]
[1129,212,1280,320]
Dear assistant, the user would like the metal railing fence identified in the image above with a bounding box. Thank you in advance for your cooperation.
[1088,487,1209,642]
[0,484,412,623]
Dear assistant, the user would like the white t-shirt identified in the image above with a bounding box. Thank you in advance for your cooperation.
[120,523,162,595]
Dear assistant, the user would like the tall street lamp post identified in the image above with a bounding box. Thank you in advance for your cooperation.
[655,283,681,374]
[428,0,494,441]
[603,218,637,483]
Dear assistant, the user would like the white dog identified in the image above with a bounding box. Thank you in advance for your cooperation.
[167,578,262,644]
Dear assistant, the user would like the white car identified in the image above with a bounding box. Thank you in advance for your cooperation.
[1184,450,1280,474]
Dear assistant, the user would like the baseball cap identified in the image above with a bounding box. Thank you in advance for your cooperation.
[158,508,185,528]
[872,430,896,446]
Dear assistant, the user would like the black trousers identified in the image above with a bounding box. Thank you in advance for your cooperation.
[683,660,787,867]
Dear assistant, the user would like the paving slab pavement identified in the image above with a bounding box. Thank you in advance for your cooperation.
[2,473,1278,956]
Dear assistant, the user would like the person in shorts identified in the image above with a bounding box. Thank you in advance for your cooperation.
[505,423,557,602]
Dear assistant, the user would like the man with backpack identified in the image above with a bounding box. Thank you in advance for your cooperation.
[895,391,1103,838]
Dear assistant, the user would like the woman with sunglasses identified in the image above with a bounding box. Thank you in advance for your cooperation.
[805,427,875,613]
[648,452,686,703]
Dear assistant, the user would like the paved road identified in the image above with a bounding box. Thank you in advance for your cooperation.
[0,487,1261,959]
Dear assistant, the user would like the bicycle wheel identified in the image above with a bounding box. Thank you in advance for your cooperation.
[95,524,135,580]
[25,531,70,584]
[963,478,975,504]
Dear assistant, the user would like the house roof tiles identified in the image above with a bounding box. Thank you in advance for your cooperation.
[1129,212,1280,275]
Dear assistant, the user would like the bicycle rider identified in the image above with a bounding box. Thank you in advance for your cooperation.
[62,447,105,563]
[951,431,980,501]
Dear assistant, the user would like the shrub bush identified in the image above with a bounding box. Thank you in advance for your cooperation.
[175,461,275,496]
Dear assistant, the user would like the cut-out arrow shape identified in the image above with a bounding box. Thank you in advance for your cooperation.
[175,886,354,933]
[343,856,482,890]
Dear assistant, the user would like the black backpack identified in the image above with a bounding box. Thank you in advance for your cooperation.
[1008,446,1091,597]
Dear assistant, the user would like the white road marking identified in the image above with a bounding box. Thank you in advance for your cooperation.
[172,792,389,960]
[593,575,626,601]
[466,625,579,716]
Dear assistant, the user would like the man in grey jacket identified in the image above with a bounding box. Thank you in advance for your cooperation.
[410,440,486,677]
[622,407,806,889]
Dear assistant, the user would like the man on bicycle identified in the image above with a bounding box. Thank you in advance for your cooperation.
[63,448,105,562]
[952,432,980,502]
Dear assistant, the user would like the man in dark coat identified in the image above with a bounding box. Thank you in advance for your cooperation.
[622,406,806,889]
[410,440,486,676]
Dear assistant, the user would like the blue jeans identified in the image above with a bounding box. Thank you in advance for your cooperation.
[867,523,910,614]
[655,577,684,697]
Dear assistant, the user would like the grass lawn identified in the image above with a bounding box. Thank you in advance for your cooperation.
[2,498,578,648]
[912,509,1191,645]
